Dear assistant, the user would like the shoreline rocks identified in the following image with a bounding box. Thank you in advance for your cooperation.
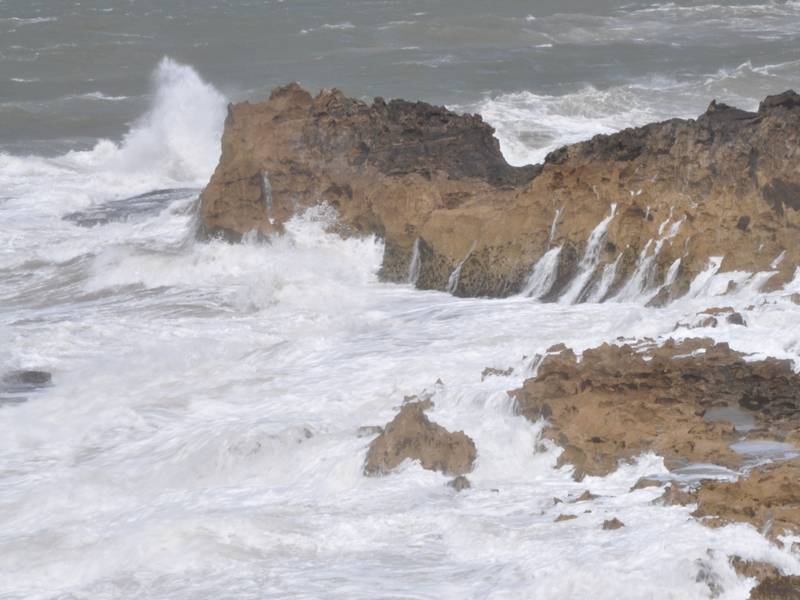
[602,518,625,530]
[693,461,800,540]
[363,399,477,477]
[200,84,800,301]
[749,576,800,599]
[511,338,800,596]
[512,338,800,479]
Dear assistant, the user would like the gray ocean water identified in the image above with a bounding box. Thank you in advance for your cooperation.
[4,2,800,599]
[2,0,800,156]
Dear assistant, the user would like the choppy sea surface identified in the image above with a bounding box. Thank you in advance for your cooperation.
[2,2,800,598]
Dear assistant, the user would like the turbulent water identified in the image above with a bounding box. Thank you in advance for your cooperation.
[3,2,800,598]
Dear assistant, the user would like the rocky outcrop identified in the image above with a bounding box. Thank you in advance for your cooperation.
[512,338,800,478]
[749,575,800,600]
[200,84,800,300]
[675,306,748,330]
[693,461,800,539]
[602,518,625,530]
[363,399,477,476]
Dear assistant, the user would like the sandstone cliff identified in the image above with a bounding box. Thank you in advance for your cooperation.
[200,85,800,301]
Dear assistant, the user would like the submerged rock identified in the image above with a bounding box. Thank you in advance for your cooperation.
[356,425,384,438]
[659,483,698,508]
[512,338,800,478]
[727,312,747,326]
[363,400,476,476]
[200,84,800,300]
[480,366,513,381]
[731,557,782,582]
[3,370,51,387]
[630,478,663,491]
[676,308,748,330]
[1,370,52,406]
[704,307,747,326]
[64,188,197,227]
[555,514,578,523]
[602,518,625,530]
[447,475,471,491]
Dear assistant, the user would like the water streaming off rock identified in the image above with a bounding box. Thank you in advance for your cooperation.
[558,204,617,305]
[3,2,800,598]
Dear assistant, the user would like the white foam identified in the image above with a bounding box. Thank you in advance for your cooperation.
[107,58,226,185]
[3,53,800,600]
[586,253,621,303]
[407,237,422,285]
[559,204,617,304]
[446,242,475,294]
[522,246,561,299]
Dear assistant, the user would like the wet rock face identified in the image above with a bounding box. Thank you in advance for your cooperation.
[64,188,198,227]
[307,94,540,187]
[364,400,477,476]
[1,370,52,405]
[201,84,800,299]
[693,461,800,540]
[512,338,800,478]
[602,518,625,530]
[448,475,471,491]
[749,575,800,600]
[3,370,51,387]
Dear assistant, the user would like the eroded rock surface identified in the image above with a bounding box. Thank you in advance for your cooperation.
[693,461,800,539]
[200,85,800,299]
[364,400,476,476]
[749,576,800,600]
[732,557,782,582]
[602,518,625,530]
[512,338,800,478]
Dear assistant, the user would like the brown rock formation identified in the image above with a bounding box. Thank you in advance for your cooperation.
[364,400,477,476]
[731,557,782,582]
[693,461,800,539]
[675,307,749,330]
[512,338,800,478]
[749,576,800,600]
[200,84,800,299]
[602,518,625,530]
[555,513,577,523]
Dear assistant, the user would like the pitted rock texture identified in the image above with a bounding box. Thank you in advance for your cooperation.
[200,84,800,299]
[363,400,476,476]
[512,338,800,478]
[693,461,800,540]
[749,575,800,600]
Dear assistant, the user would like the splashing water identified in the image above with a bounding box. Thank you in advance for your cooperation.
[559,204,617,304]
[522,246,561,299]
[585,253,621,303]
[548,207,562,247]
[2,58,800,600]
[408,237,422,285]
[446,242,476,294]
[109,58,227,184]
